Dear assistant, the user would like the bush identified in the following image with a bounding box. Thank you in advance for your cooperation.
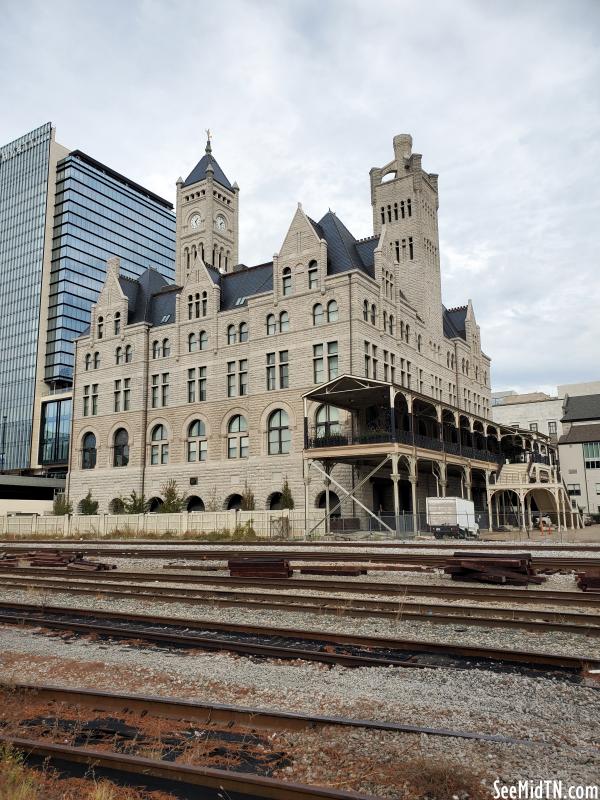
[121,491,149,514]
[78,490,99,515]
[158,479,187,513]
[240,482,255,511]
[52,493,72,516]
[232,521,257,541]
[280,476,295,509]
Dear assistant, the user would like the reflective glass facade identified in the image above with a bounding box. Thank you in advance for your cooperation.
[39,397,71,466]
[0,123,52,470]
[46,152,175,383]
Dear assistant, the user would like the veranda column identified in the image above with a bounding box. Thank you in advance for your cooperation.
[562,494,568,530]
[554,489,561,532]
[324,462,331,536]
[391,454,401,538]
[526,495,533,530]
[410,475,418,536]
[519,492,527,534]
[438,461,447,498]
[303,459,311,539]
[495,492,500,529]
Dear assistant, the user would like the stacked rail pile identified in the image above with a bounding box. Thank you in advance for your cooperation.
[25,550,116,571]
[228,557,292,579]
[577,569,600,592]
[444,551,545,586]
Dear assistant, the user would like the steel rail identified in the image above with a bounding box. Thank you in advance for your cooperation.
[0,735,375,800]
[0,600,595,675]
[1,565,598,606]
[2,538,600,550]
[3,682,533,744]
[0,544,598,568]
[2,573,600,635]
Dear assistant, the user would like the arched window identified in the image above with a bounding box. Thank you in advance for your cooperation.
[227,415,248,459]
[446,353,450,368]
[97,316,104,339]
[93,352,100,369]
[370,304,376,325]
[199,330,208,350]
[187,419,207,462]
[82,432,96,470]
[162,338,170,358]
[400,321,405,340]
[383,310,388,331]
[405,324,410,343]
[266,314,276,335]
[466,360,469,376]
[308,260,318,289]
[115,347,123,365]
[125,345,132,363]
[268,409,290,455]
[201,291,208,316]
[363,300,369,321]
[114,312,121,335]
[389,315,394,335]
[188,332,198,353]
[417,334,422,352]
[150,424,168,465]
[316,405,341,439]
[187,294,194,320]
[227,324,237,345]
[279,311,289,332]
[85,354,92,371]
[113,428,129,467]
[327,300,338,322]
[152,340,160,359]
[282,267,292,296]
[312,303,324,326]
[239,322,248,342]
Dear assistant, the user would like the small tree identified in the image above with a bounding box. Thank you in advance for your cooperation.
[79,490,99,515]
[240,482,255,511]
[53,493,72,516]
[280,477,295,510]
[121,491,149,514]
[205,487,219,512]
[159,479,187,513]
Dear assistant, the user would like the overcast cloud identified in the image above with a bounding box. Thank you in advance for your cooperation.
[1,0,598,393]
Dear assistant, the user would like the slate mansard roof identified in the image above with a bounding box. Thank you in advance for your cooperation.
[561,394,600,423]
[113,210,467,339]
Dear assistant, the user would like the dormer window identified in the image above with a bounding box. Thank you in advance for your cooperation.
[308,261,318,290]
[114,312,121,336]
[97,316,104,339]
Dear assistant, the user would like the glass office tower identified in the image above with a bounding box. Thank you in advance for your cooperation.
[0,123,53,471]
[46,151,175,385]
[0,123,175,472]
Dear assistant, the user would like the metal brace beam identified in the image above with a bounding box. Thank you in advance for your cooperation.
[307,455,394,536]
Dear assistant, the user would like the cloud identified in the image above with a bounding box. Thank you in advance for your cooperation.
[1,0,599,392]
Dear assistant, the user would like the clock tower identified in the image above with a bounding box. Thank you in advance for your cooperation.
[175,133,239,284]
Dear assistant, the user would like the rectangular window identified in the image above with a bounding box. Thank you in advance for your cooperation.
[364,340,370,378]
[313,344,324,384]
[308,268,318,289]
[83,385,90,417]
[123,378,131,411]
[596,484,600,495]
[327,341,338,379]
[161,373,169,407]
[239,359,248,396]
[548,421,557,435]
[151,374,159,408]
[583,442,600,470]
[567,483,581,496]
[114,379,121,412]
[91,384,98,415]
[227,361,235,397]
[408,237,414,260]
[266,353,276,390]
[529,423,538,432]
[198,366,207,401]
[187,368,196,403]
[279,350,289,389]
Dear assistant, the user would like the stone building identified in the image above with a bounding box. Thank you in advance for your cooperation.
[66,133,576,530]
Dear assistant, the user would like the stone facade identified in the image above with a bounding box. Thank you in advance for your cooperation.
[67,134,492,514]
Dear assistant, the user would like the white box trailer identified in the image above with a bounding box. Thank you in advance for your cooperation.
[425,497,479,539]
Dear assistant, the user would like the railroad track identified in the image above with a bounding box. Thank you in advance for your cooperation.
[0,544,598,569]
[1,564,598,607]
[3,571,600,635]
[0,681,545,800]
[0,600,596,679]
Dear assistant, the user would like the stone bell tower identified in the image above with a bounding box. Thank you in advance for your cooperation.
[175,132,239,284]
[369,134,443,336]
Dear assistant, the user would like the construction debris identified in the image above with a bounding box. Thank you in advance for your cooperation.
[228,557,292,579]
[576,569,600,592]
[299,567,367,577]
[24,550,116,571]
[444,551,546,586]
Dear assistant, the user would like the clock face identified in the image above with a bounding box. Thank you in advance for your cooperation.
[190,214,201,229]
[215,214,226,231]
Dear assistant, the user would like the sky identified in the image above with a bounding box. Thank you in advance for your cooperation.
[1,0,598,394]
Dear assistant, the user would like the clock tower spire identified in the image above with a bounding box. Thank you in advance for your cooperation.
[175,132,239,283]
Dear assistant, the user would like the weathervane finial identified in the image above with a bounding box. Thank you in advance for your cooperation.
[205,128,212,154]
